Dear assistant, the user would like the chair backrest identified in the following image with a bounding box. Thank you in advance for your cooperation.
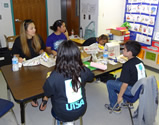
[0,98,14,117]
[4,35,18,50]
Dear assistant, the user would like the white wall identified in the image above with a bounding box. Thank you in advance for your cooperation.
[80,0,99,38]
[47,0,61,35]
[98,0,126,36]
[0,0,13,47]
[0,0,61,48]
[80,0,126,38]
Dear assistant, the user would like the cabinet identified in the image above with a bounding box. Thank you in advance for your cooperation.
[0,48,12,67]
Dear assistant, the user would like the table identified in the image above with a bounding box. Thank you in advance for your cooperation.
[1,65,54,124]
[70,38,85,45]
[0,63,122,124]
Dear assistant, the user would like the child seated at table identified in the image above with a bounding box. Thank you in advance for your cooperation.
[105,40,146,113]
[39,40,94,124]
[82,34,108,46]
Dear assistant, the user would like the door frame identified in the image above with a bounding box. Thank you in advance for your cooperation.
[10,0,49,37]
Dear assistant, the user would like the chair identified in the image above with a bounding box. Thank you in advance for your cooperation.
[115,86,142,125]
[53,117,83,125]
[4,35,18,50]
[0,98,19,125]
[52,110,83,125]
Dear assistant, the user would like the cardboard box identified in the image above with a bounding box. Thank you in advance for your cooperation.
[110,29,126,36]
[113,35,124,41]
[81,50,91,62]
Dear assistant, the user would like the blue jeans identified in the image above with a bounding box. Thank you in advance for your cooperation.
[106,79,133,108]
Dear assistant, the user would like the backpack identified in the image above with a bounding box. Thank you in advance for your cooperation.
[84,21,95,40]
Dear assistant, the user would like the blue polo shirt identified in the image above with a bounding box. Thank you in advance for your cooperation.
[46,33,67,51]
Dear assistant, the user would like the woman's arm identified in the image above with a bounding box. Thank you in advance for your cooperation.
[46,47,57,56]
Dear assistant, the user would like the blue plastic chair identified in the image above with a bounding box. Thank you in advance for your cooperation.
[122,86,142,103]
[0,98,19,125]
[0,98,14,117]
[115,86,142,125]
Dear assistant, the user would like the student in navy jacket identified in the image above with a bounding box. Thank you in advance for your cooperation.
[40,40,94,123]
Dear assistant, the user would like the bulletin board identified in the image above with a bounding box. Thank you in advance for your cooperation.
[124,0,159,46]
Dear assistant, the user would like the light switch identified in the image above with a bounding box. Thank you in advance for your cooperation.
[4,3,9,8]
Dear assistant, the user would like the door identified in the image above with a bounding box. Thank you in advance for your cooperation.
[65,0,80,36]
[12,0,47,42]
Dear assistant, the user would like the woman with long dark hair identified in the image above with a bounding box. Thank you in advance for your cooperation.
[46,20,69,56]
[40,40,94,124]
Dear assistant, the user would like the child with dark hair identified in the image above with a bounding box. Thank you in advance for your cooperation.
[40,40,94,124]
[46,20,69,56]
[82,34,108,46]
[105,40,146,113]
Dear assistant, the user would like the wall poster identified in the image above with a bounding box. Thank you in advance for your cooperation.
[124,0,159,46]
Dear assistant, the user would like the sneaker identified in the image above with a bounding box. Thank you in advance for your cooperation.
[104,104,121,114]
[121,102,134,109]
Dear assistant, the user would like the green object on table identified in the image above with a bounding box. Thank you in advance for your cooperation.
[121,22,131,29]
[83,61,96,71]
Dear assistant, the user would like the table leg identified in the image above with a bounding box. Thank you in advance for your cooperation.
[7,85,11,101]
[20,102,25,125]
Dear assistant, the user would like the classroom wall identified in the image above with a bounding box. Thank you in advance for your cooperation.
[47,0,61,35]
[153,7,159,40]
[98,0,126,36]
[0,0,13,47]
[80,0,126,38]
[80,0,99,38]
[0,0,61,48]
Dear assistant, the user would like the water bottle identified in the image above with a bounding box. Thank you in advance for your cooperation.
[71,29,74,36]
[12,55,19,71]
[103,44,108,65]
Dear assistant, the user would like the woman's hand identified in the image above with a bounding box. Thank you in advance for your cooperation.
[18,57,24,63]
[64,29,69,40]
[39,49,44,54]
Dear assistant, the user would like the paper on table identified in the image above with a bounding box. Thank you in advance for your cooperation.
[117,55,128,63]
[40,57,56,67]
[22,56,41,66]
[90,62,107,70]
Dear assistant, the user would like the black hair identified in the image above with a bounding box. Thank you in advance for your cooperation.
[125,40,141,56]
[98,34,108,41]
[55,40,85,92]
[50,20,65,32]
[23,19,34,31]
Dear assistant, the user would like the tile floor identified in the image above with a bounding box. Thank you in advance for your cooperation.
[0,66,159,125]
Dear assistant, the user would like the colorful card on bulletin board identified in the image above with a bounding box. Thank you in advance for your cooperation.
[124,0,159,46]
[83,61,97,71]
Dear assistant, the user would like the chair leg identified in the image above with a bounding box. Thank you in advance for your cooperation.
[80,117,83,125]
[53,117,56,125]
[127,106,134,125]
[11,109,19,125]
[53,118,63,125]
